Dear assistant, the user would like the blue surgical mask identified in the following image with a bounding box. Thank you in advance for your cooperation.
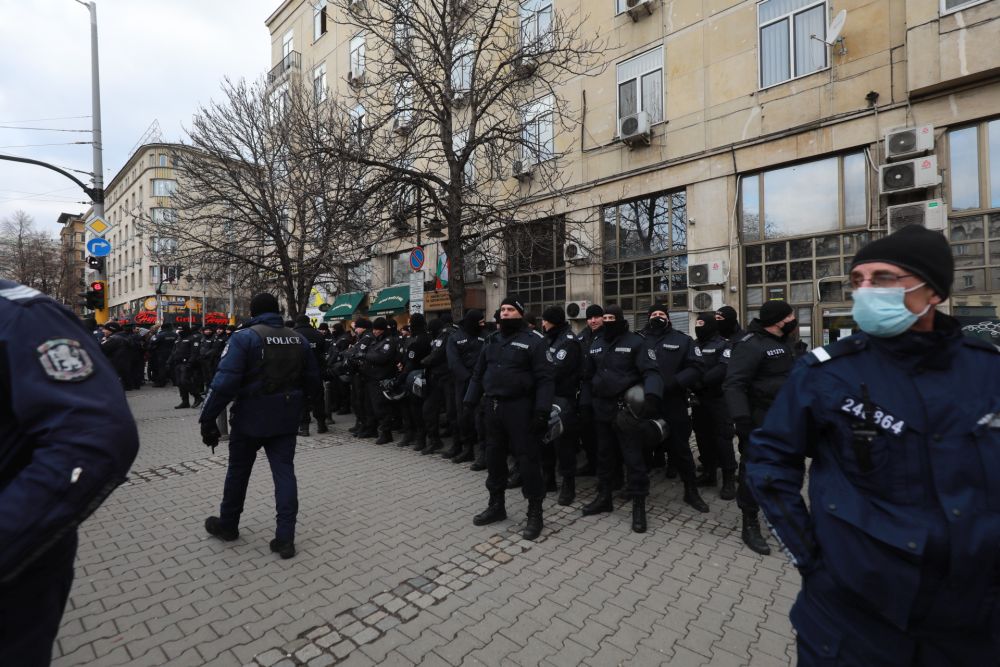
[851,284,930,338]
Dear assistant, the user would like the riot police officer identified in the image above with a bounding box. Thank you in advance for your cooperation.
[691,311,737,500]
[200,293,320,560]
[361,317,400,444]
[420,317,453,454]
[398,313,431,448]
[0,280,139,664]
[346,319,373,436]
[100,321,132,387]
[464,297,554,541]
[293,315,329,436]
[575,305,604,476]
[147,322,178,387]
[540,306,582,504]
[445,309,485,463]
[723,299,797,555]
[748,225,1000,664]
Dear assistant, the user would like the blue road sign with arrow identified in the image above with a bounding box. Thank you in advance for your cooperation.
[86,237,112,257]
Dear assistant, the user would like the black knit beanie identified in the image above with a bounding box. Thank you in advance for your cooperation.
[372,317,388,330]
[250,293,280,317]
[542,306,566,326]
[410,313,426,332]
[585,304,604,319]
[850,225,954,299]
[354,317,372,329]
[500,296,525,315]
[647,302,670,318]
[759,300,793,327]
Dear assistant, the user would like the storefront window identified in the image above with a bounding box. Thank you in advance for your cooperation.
[949,213,1000,294]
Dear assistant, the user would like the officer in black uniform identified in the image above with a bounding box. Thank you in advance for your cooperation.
[580,305,662,532]
[147,322,178,387]
[691,311,737,500]
[398,313,431,448]
[540,306,582,504]
[199,293,320,559]
[723,299,797,555]
[293,315,329,436]
[715,305,743,341]
[346,319,373,436]
[0,280,139,665]
[361,317,400,444]
[575,304,604,475]
[445,309,485,462]
[100,321,132,386]
[420,317,452,454]
[640,303,709,513]
[168,325,204,408]
[465,297,554,540]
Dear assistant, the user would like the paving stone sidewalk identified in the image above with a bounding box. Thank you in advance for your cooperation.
[52,386,798,666]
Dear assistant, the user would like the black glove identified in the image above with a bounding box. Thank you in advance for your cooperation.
[641,393,661,420]
[734,417,754,442]
[529,410,549,435]
[201,421,221,451]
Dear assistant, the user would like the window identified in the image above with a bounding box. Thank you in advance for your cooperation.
[282,29,293,58]
[313,63,327,103]
[602,190,689,328]
[523,95,554,164]
[349,104,366,144]
[452,37,474,92]
[948,211,1000,294]
[942,0,991,14]
[741,152,868,241]
[151,207,177,224]
[947,120,1000,212]
[148,154,154,168]
[388,252,410,285]
[395,78,414,125]
[350,34,366,79]
[758,0,828,88]
[394,0,412,47]
[151,237,177,255]
[271,82,290,122]
[520,0,552,51]
[617,47,663,125]
[152,179,177,197]
[347,261,373,292]
[454,130,474,186]
[158,154,168,167]
[507,221,566,316]
[313,0,327,41]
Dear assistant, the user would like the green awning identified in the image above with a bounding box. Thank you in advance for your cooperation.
[323,291,365,320]
[367,285,410,315]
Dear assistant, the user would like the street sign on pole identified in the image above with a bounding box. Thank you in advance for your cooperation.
[85,216,111,237]
[86,237,112,257]
[409,247,425,272]
[409,270,424,315]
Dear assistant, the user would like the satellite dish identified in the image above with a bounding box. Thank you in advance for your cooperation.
[826,10,847,45]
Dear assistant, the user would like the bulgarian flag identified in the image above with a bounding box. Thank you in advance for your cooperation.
[435,247,450,289]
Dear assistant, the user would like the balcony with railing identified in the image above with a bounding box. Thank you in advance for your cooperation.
[267,50,301,87]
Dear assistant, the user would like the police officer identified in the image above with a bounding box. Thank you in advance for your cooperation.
[147,322,178,387]
[100,321,132,387]
[293,315,329,436]
[346,319,374,436]
[723,299,797,555]
[200,293,320,560]
[464,297,554,540]
[398,313,431,448]
[715,305,743,341]
[445,310,485,463]
[580,305,663,532]
[361,317,400,444]
[575,304,604,476]
[0,280,139,664]
[691,311,737,500]
[540,306,582,505]
[748,225,1000,664]
[420,317,452,454]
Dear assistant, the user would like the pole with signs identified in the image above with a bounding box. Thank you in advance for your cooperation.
[409,270,424,315]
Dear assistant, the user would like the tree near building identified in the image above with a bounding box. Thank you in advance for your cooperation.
[0,210,65,298]
[322,0,606,318]
[138,77,394,317]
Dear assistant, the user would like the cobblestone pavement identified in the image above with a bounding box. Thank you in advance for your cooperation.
[52,386,798,666]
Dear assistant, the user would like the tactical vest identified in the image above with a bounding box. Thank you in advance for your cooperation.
[249,325,304,395]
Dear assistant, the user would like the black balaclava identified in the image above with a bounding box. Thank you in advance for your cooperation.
[410,313,426,333]
[603,305,628,340]
[695,311,718,344]
[462,309,484,336]
[716,305,740,337]
[428,318,444,336]
[647,302,670,333]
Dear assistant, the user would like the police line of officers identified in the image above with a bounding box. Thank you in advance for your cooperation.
[305,296,800,550]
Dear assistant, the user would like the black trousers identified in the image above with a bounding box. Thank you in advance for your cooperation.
[453,378,475,446]
[544,404,578,479]
[661,401,697,483]
[219,432,298,541]
[484,396,544,500]
[365,379,391,432]
[422,375,447,438]
[596,418,645,496]
[736,435,758,513]
[578,406,598,466]
[403,393,423,434]
[350,374,368,425]
[691,395,737,472]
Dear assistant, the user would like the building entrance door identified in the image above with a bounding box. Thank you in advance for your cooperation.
[820,309,857,346]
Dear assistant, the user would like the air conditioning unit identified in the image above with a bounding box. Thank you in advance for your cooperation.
[392,116,413,136]
[512,160,533,181]
[452,90,470,108]
[347,69,364,87]
[884,124,934,161]
[348,0,367,14]
[477,259,499,277]
[626,0,655,21]
[879,156,941,195]
[620,111,651,147]
[688,259,727,286]
[563,241,588,265]
[513,55,538,79]
[886,199,947,233]
[564,300,589,319]
[690,290,724,313]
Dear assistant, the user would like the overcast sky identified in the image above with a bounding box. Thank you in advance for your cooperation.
[0,0,279,234]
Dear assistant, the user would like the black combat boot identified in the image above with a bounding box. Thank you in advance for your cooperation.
[204,516,238,541]
[441,440,463,459]
[682,481,710,513]
[470,442,487,471]
[742,512,771,555]
[413,432,428,452]
[631,497,647,533]
[269,538,296,559]
[316,418,329,434]
[191,394,203,408]
[453,442,474,464]
[473,492,507,526]
[557,476,575,506]
[422,437,444,455]
[297,423,310,437]
[523,499,544,541]
[348,421,362,435]
[720,469,737,500]
[696,468,718,487]
[174,402,190,409]
[374,428,393,445]
[397,430,415,447]
[582,490,613,516]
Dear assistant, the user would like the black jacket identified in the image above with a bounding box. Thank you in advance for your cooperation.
[402,330,432,375]
[695,333,731,398]
[581,328,660,421]
[546,323,583,399]
[447,328,485,384]
[639,324,704,399]
[361,331,399,380]
[464,321,554,414]
[722,319,794,425]
[422,327,454,380]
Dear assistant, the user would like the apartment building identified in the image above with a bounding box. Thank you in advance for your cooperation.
[57,211,87,315]
[95,143,230,326]
[265,0,1000,345]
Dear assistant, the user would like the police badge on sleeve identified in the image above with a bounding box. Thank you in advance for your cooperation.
[37,338,94,382]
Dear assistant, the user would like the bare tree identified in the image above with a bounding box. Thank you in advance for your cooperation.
[322,0,606,317]
[0,210,65,296]
[137,77,394,317]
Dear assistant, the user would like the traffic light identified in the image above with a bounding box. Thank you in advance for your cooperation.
[84,280,106,311]
[86,255,105,272]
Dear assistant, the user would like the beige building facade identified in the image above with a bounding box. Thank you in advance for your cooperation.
[57,212,87,315]
[266,0,1000,345]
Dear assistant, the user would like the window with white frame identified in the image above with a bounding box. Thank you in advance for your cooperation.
[942,0,991,13]
[152,179,177,197]
[349,104,366,143]
[282,29,294,58]
[151,237,178,255]
[520,0,552,51]
[313,0,327,40]
[151,207,177,224]
[158,154,168,167]
[523,95,554,164]
[758,0,828,89]
[454,130,474,186]
[452,37,474,92]
[350,34,366,79]
[272,82,290,121]
[313,63,327,103]
[617,47,663,125]
[395,78,414,124]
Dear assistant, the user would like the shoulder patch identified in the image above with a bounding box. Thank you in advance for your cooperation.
[0,284,42,302]
[739,332,754,343]
[531,330,544,338]
[722,348,731,359]
[961,336,1000,354]
[647,348,657,361]
[556,348,568,361]
[694,346,703,357]
[804,335,867,366]
[37,338,94,382]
